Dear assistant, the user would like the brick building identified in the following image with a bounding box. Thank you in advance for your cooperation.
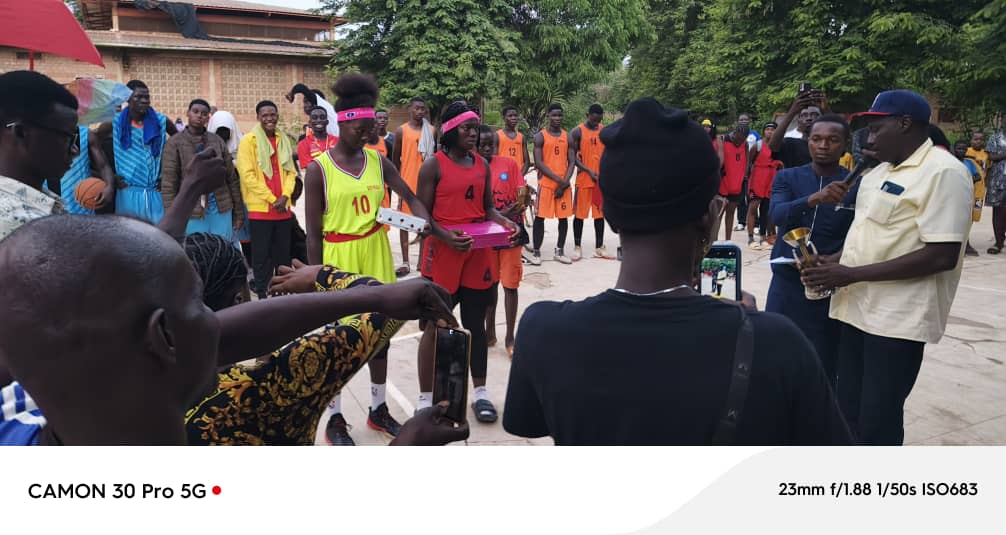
[0,0,341,134]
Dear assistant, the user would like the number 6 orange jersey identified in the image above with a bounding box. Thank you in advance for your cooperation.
[540,128,569,188]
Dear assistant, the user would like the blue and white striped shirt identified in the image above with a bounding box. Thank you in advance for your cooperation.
[0,382,46,446]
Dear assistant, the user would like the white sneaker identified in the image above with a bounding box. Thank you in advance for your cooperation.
[734,223,746,231]
[571,246,582,261]
[594,246,609,258]
[554,248,572,265]
[529,252,542,266]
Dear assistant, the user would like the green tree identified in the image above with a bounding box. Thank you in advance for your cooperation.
[500,0,652,132]
[951,0,1006,117]
[322,0,651,130]
[322,0,519,116]
[627,0,990,123]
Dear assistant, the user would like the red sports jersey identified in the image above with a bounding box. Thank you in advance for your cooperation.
[719,138,747,196]
[297,132,337,170]
[489,156,525,225]
[749,141,780,199]
[432,151,487,226]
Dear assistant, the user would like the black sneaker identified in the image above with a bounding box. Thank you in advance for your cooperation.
[324,413,355,446]
[367,402,402,437]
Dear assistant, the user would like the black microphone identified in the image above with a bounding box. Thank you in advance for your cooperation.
[842,156,879,186]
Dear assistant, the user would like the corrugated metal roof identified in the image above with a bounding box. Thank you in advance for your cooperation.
[86,30,333,57]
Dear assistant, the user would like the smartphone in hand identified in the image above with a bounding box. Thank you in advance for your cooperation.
[433,327,472,423]
[698,243,743,301]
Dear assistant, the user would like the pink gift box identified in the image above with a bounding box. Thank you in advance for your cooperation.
[443,221,513,249]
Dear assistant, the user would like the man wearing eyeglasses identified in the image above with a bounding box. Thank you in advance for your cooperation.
[0,71,233,443]
[0,70,77,241]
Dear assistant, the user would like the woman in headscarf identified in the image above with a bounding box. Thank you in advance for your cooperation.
[208,110,251,265]
[207,110,243,161]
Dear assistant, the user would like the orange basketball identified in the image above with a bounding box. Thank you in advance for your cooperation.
[74,178,107,211]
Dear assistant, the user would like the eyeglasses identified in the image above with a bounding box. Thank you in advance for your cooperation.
[8,121,80,155]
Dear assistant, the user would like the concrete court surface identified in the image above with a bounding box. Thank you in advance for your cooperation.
[292,178,1006,446]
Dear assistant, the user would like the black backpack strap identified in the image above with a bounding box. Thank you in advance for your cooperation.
[712,307,755,445]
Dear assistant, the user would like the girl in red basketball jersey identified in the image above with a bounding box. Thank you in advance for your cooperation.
[746,121,783,249]
[415,101,519,423]
[717,115,750,241]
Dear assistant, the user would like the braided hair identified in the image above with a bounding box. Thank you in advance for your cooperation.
[183,233,248,311]
[440,100,472,151]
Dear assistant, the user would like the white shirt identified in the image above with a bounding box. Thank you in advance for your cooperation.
[829,140,973,343]
[0,175,62,444]
[0,175,63,241]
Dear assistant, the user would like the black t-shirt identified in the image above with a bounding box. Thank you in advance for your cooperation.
[772,137,811,169]
[503,291,852,445]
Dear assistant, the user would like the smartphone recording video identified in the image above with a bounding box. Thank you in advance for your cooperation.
[699,243,742,301]
[433,327,472,423]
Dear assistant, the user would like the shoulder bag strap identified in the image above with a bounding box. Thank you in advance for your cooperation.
[711,307,755,445]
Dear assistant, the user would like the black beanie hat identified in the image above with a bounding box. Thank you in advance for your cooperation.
[599,98,721,233]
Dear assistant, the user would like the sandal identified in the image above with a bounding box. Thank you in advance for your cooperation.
[395,263,411,277]
[988,245,1003,255]
[472,399,498,423]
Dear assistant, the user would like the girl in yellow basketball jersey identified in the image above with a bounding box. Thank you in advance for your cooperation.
[303,73,433,446]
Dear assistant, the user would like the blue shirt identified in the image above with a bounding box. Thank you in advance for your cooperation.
[769,164,858,281]
[962,159,980,181]
[60,125,96,215]
[113,112,166,189]
[0,382,45,446]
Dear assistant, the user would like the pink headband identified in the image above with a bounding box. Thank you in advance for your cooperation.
[442,111,480,133]
[336,107,376,122]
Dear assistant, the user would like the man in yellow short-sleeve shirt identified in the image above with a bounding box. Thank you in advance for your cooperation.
[803,90,973,446]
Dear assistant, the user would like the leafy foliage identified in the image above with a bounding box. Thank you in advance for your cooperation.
[321,0,651,129]
[499,0,652,131]
[323,0,519,116]
[625,0,999,126]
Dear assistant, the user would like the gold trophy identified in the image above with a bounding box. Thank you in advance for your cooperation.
[515,185,532,211]
[782,227,833,300]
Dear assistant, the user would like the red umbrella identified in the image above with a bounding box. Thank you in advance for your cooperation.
[0,0,104,70]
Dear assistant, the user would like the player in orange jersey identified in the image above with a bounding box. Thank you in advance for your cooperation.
[531,103,575,265]
[495,105,531,176]
[570,104,610,260]
[392,96,436,275]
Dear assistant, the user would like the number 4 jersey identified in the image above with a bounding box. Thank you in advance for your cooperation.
[431,151,487,226]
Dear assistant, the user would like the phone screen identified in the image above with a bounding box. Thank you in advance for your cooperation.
[433,328,471,423]
[699,244,742,301]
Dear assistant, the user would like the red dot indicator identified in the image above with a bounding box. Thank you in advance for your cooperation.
[212,486,221,495]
